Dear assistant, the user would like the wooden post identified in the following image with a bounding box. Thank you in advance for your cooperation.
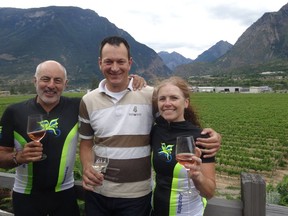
[241,172,266,216]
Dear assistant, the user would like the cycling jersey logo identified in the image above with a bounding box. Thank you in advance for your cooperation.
[42,118,61,137]
[158,142,174,162]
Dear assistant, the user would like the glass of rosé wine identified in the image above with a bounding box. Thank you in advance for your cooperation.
[27,114,47,160]
[175,135,196,195]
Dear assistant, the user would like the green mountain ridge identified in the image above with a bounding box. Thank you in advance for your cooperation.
[1,4,288,91]
[0,6,171,90]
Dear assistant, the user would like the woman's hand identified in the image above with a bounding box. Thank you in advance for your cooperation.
[184,147,202,180]
[185,147,216,199]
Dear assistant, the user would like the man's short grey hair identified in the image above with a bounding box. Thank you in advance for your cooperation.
[35,60,67,80]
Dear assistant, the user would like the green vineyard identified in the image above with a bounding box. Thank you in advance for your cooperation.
[191,93,288,181]
[1,92,288,183]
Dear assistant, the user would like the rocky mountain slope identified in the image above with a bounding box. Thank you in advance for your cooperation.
[0,6,171,89]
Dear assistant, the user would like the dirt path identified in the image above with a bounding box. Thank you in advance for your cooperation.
[215,168,288,200]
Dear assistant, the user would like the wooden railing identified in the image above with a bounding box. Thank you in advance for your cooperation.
[1,172,288,216]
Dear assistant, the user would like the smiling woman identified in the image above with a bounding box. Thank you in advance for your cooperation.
[150,76,217,216]
[156,83,190,122]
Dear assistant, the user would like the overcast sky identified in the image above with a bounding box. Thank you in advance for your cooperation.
[1,0,287,59]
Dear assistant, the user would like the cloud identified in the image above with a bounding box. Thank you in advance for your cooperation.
[208,4,265,26]
[0,0,287,58]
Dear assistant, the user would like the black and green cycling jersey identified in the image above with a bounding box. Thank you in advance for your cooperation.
[0,96,80,194]
[150,116,215,216]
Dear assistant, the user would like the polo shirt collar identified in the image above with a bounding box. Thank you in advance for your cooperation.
[99,78,133,93]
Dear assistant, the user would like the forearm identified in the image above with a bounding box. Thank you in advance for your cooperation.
[192,163,216,199]
[0,147,20,169]
[193,174,216,199]
[79,139,94,170]
[80,139,102,191]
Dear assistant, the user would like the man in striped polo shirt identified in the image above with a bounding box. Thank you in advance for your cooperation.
[79,36,221,216]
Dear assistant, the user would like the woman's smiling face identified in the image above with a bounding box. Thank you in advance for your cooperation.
[157,83,189,123]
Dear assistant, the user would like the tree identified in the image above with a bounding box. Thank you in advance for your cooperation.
[91,78,99,90]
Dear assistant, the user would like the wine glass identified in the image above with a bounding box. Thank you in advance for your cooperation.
[27,114,47,160]
[175,135,196,195]
[92,144,109,191]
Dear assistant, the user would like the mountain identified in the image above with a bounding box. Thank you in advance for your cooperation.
[0,6,171,89]
[158,40,232,71]
[174,3,288,77]
[194,40,233,63]
[158,51,193,70]
[217,3,288,69]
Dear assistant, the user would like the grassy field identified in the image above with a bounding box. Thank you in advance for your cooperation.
[0,92,84,116]
[1,92,288,198]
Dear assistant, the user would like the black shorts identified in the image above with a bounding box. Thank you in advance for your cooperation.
[85,191,152,216]
[12,187,80,216]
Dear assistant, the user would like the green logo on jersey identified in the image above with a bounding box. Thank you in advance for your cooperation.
[158,142,174,162]
[42,118,61,137]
